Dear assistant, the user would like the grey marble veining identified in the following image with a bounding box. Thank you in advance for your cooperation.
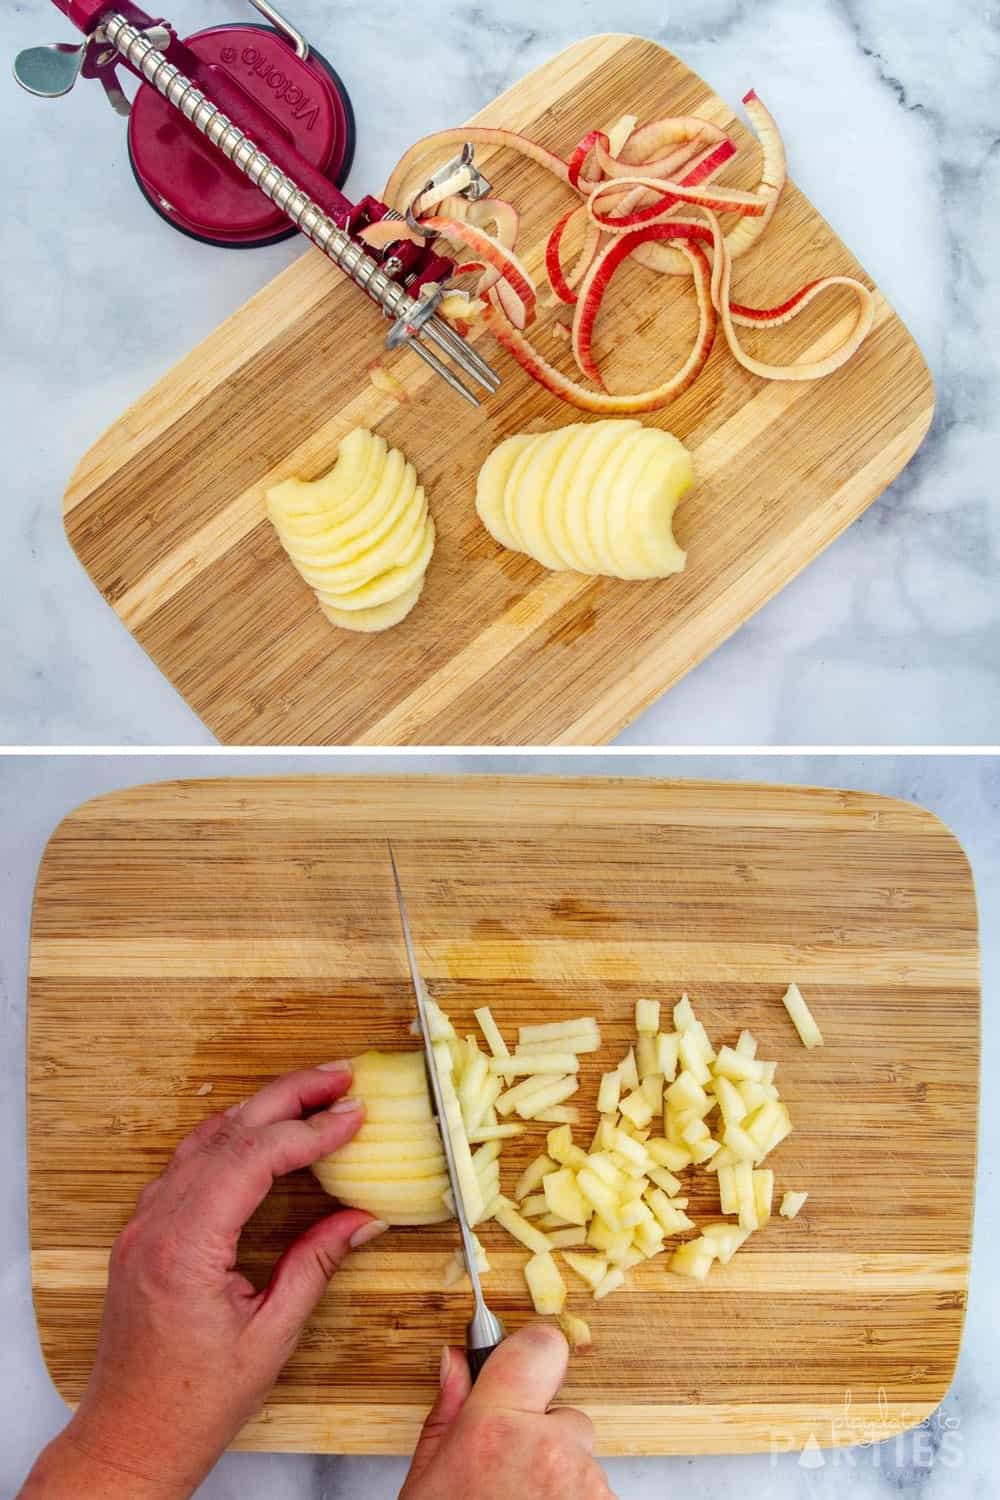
[1,0,998,745]
[1,754,996,1498]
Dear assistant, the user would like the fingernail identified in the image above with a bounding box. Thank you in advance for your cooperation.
[349,1219,389,1249]
[439,1344,451,1388]
[224,1100,246,1118]
[318,1060,352,1073]
[330,1097,363,1115]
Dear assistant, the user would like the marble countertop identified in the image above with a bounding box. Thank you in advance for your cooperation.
[2,0,999,745]
[1,753,996,1498]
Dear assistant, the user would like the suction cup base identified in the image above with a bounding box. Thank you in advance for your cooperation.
[128,24,355,250]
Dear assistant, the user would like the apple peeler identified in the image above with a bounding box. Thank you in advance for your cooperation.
[13,0,500,405]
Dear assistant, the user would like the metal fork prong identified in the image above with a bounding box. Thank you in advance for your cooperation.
[427,316,501,390]
[423,317,501,392]
[406,337,481,407]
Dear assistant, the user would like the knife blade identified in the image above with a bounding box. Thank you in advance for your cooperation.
[387,842,504,1379]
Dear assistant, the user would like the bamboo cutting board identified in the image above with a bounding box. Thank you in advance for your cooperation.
[63,35,934,746]
[28,776,978,1455]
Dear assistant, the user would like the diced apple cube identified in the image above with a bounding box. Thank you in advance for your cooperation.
[688,1138,720,1165]
[520,1194,548,1217]
[618,1047,639,1093]
[635,998,661,1033]
[734,1161,758,1232]
[640,1074,663,1111]
[656,1033,679,1081]
[586,1216,631,1259]
[633,1217,665,1256]
[535,1105,581,1124]
[673,994,696,1031]
[606,1127,649,1168]
[621,1247,645,1269]
[666,1070,710,1115]
[593,1266,626,1300]
[584,1152,627,1190]
[515,1077,579,1119]
[596,1070,621,1115]
[525,1251,566,1315]
[780,1191,809,1219]
[646,1165,682,1196]
[491,1052,580,1077]
[620,1198,655,1229]
[722,1122,759,1161]
[753,1168,774,1224]
[515,1155,557,1201]
[735,1029,758,1058]
[469,1122,526,1142]
[713,1045,765,1083]
[543,1167,590,1226]
[577,1168,624,1229]
[780,982,824,1048]
[558,1310,593,1352]
[714,1075,747,1127]
[680,1117,710,1146]
[473,1005,509,1058]
[547,1226,588,1249]
[636,1033,659,1081]
[646,1138,690,1171]
[619,1088,654,1130]
[518,1018,599,1045]
[563,1251,608,1290]
[494,1198,553,1255]
[679,1032,711,1086]
[737,1079,767,1113]
[669,1241,715,1280]
[700,1222,749,1264]
[717,1164,738,1215]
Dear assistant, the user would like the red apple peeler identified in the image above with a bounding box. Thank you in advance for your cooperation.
[13,0,500,404]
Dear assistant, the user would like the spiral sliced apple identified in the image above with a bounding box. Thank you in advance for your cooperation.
[266,428,435,634]
[476,421,692,578]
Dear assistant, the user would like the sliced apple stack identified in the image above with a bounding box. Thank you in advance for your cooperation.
[476,420,692,578]
[266,427,435,633]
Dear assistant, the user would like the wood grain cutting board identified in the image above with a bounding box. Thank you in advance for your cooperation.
[63,35,934,746]
[28,776,977,1455]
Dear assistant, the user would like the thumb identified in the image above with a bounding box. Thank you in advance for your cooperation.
[464,1321,568,1415]
[403,1345,472,1490]
[259,1209,387,1331]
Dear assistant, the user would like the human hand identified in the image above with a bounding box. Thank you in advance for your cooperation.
[400,1323,616,1500]
[20,1063,384,1500]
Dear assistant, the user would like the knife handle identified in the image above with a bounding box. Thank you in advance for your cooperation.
[467,1340,502,1382]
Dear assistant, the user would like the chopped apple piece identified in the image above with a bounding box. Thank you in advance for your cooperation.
[593,1267,626,1300]
[646,1165,682,1196]
[678,1032,711,1086]
[753,1168,774,1224]
[424,999,456,1041]
[734,1160,758,1232]
[680,1117,710,1146]
[587,1217,632,1260]
[546,1125,585,1167]
[577,1167,624,1229]
[596,1070,622,1114]
[655,1033,679,1081]
[618,1048,639,1093]
[621,1247,645,1269]
[516,1031,600,1055]
[515,1154,557,1202]
[688,1137,720,1165]
[535,1105,580,1124]
[645,1188,694,1235]
[494,1198,553,1255]
[543,1167,590,1226]
[496,1074,560,1116]
[519,1018,599,1045]
[722,1123,759,1161]
[621,1198,655,1229]
[491,1053,580,1076]
[759,1060,778,1085]
[737,1079,768,1114]
[669,1239,716,1279]
[516,1077,579,1118]
[781,982,824,1048]
[619,1088,654,1130]
[700,1222,748,1264]
[673,994,696,1031]
[432,1040,485,1225]
[646,1138,690,1172]
[563,1251,609,1291]
[780,1190,809,1219]
[640,1074,663,1111]
[714,1075,746,1127]
[606,1127,649,1168]
[520,1194,548,1217]
[584,1152,627,1190]
[469,1122,526,1142]
[442,1234,490,1286]
[666,1070,710,1115]
[635,998,661,1033]
[713,1045,765,1084]
[547,1226,588,1249]
[538,1212,573,1230]
[717,1164,738,1215]
[525,1251,566,1315]
[636,1033,660,1081]
[633,1218,666,1256]
[474,1005,510,1058]
[558,1310,593,1352]
[735,1029,758,1058]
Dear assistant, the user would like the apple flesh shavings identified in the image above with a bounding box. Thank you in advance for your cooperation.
[265,428,434,634]
[386,91,873,414]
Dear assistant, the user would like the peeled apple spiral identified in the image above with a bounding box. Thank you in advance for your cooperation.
[476,420,692,578]
[265,428,435,633]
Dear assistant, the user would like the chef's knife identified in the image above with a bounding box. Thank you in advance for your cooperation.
[387,843,505,1380]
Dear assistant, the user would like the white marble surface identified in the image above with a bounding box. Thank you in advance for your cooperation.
[2,0,999,745]
[1,753,996,1499]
